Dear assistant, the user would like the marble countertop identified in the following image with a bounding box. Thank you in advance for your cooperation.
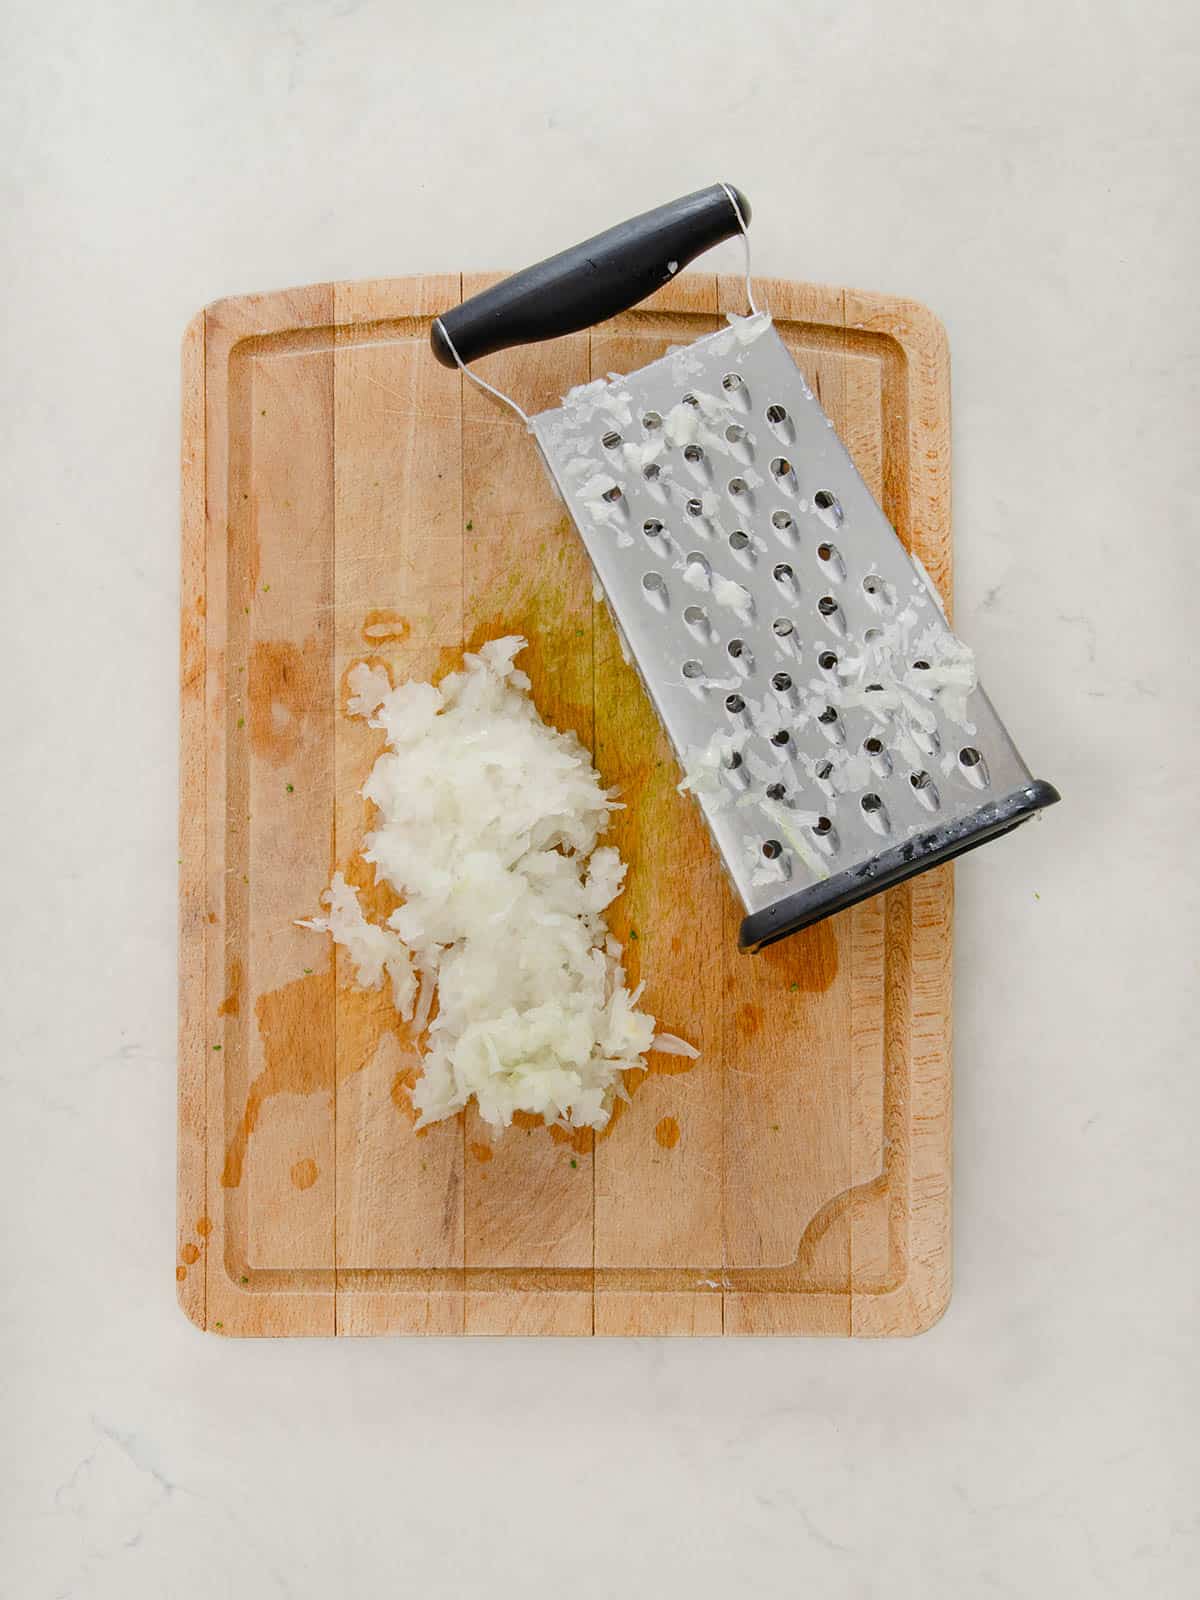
[3,1,1196,1595]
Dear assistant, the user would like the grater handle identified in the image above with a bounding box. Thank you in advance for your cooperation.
[431,183,750,368]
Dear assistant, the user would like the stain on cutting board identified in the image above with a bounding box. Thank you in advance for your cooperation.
[248,638,326,766]
[654,1116,681,1150]
[360,608,410,644]
[217,956,243,1017]
[222,969,413,1188]
[290,1158,319,1190]
[765,919,839,993]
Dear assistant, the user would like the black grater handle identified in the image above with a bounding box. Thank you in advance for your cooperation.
[430,184,750,368]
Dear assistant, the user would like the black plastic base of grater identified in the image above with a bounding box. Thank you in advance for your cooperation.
[738,780,1061,953]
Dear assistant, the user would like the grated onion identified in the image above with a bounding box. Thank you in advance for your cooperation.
[650,1033,701,1059]
[711,574,753,617]
[301,638,693,1133]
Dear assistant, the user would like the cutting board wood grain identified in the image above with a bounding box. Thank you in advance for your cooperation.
[179,272,953,1337]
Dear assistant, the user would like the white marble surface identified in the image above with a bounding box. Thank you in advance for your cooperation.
[2,1,1197,1595]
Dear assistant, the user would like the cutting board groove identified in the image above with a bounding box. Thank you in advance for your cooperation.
[179,272,952,1337]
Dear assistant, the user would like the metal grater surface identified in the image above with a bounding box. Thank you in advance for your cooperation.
[531,312,1038,941]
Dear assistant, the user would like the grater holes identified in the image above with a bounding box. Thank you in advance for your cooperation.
[818,706,838,724]
[910,769,940,810]
[814,759,834,781]
[771,672,792,692]
[722,374,751,412]
[727,476,752,502]
[769,729,791,750]
[910,657,937,699]
[682,393,700,408]
[861,792,891,834]
[864,626,882,643]
[641,460,667,500]
[641,571,668,610]
[773,562,796,590]
[770,456,798,494]
[728,530,755,568]
[817,542,846,580]
[818,650,839,672]
[681,659,705,680]
[723,421,754,464]
[643,410,663,431]
[959,746,989,788]
[595,481,630,528]
[685,496,706,518]
[811,814,838,853]
[642,517,664,539]
[683,604,712,641]
[814,489,844,529]
[862,572,896,610]
[765,782,787,802]
[770,509,797,546]
[601,430,622,450]
[864,735,893,775]
[723,749,750,791]
[724,692,746,715]
[682,445,712,487]
[765,403,796,446]
[759,836,790,874]
[771,617,793,637]
[727,638,754,675]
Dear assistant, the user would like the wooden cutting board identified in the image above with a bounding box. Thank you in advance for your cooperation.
[179,272,953,1337]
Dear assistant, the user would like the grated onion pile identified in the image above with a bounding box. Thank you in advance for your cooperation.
[301,637,694,1133]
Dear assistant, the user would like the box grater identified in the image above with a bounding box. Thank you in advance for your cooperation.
[432,184,1058,951]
